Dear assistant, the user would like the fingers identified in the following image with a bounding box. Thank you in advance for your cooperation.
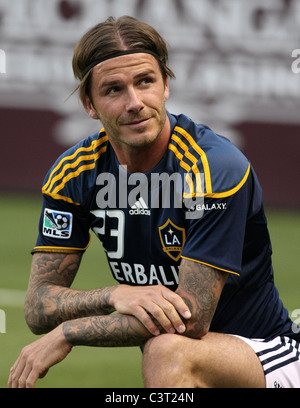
[8,347,39,388]
[127,286,191,336]
[162,288,192,321]
[8,324,72,388]
[8,356,24,388]
[131,306,161,336]
[150,289,191,334]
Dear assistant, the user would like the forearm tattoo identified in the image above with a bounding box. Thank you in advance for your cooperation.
[176,258,228,338]
[63,314,152,347]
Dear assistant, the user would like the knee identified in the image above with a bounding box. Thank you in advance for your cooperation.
[142,334,187,387]
[143,333,182,360]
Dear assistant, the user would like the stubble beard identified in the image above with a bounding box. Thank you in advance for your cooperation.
[100,104,167,150]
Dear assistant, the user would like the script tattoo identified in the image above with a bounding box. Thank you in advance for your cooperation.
[25,252,115,334]
[176,259,228,338]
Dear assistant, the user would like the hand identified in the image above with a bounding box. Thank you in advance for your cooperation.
[8,324,72,388]
[109,284,191,336]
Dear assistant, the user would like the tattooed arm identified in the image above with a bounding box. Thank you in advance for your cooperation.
[175,258,228,339]
[9,254,192,388]
[61,258,227,346]
[8,313,153,388]
[8,256,223,387]
[25,252,116,334]
[25,252,190,336]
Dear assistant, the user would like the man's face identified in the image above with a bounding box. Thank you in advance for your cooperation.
[84,53,170,149]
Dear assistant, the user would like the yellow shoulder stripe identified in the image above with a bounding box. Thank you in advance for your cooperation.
[169,126,250,199]
[168,143,191,173]
[46,146,107,196]
[43,131,107,193]
[42,146,107,205]
[174,126,212,194]
[42,132,108,205]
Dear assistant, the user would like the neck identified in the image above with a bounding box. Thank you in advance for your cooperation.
[110,117,171,173]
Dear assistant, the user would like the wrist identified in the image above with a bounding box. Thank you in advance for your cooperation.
[108,284,127,309]
[61,321,76,347]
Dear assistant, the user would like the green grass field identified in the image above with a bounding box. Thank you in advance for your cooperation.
[0,193,299,388]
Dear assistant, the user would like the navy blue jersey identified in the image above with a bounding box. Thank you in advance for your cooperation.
[33,112,299,341]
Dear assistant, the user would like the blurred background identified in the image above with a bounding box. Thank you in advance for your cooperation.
[0,0,299,388]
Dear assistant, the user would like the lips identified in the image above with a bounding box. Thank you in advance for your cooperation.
[121,117,150,126]
[120,117,151,126]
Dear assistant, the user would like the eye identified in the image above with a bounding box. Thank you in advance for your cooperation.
[137,76,153,87]
[139,77,153,86]
[106,86,120,95]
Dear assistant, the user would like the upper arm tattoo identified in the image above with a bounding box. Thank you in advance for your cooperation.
[176,258,228,338]
[29,252,82,289]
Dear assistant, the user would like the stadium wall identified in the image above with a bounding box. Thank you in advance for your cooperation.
[0,0,299,208]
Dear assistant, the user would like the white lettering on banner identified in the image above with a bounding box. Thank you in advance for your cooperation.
[1,0,300,143]
[109,262,179,287]
[1,0,299,82]
[1,0,299,42]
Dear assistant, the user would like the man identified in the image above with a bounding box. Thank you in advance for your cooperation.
[8,16,300,388]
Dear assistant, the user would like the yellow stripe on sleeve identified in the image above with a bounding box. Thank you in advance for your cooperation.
[49,146,107,196]
[181,255,240,276]
[205,163,250,199]
[43,133,108,193]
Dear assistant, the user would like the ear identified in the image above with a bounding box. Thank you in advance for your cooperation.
[83,96,99,120]
[163,76,170,102]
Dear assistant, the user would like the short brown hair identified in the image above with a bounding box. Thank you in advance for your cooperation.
[71,15,175,104]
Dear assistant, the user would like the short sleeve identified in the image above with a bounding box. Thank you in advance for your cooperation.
[32,194,91,254]
[181,173,252,275]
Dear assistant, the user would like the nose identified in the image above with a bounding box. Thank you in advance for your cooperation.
[125,86,144,113]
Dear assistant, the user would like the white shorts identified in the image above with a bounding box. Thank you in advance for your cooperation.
[235,335,300,388]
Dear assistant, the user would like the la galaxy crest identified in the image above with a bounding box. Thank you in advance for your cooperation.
[158,219,186,261]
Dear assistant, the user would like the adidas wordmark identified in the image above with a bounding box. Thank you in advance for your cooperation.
[129,197,151,216]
